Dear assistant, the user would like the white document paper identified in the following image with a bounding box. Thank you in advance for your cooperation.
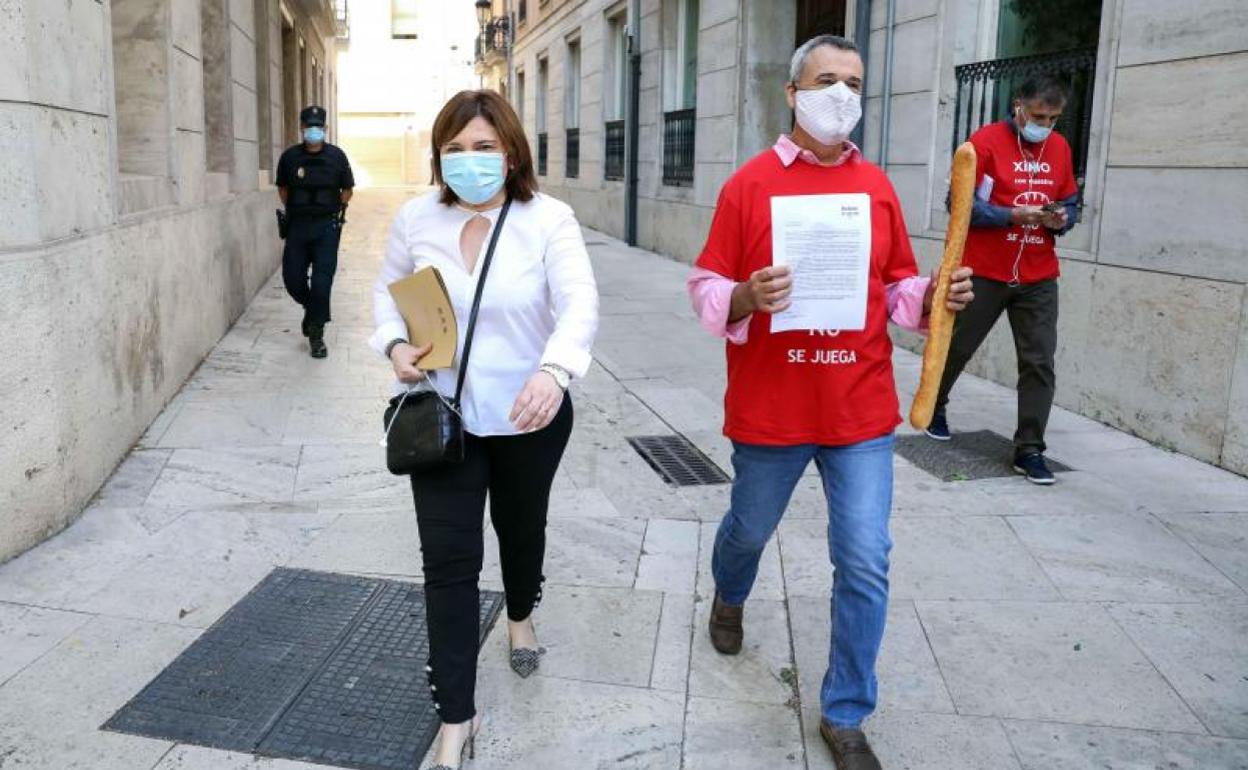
[770,193,872,333]
[976,174,994,202]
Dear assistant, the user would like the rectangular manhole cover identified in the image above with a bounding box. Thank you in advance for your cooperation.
[104,568,503,770]
[895,429,1071,481]
[628,435,730,486]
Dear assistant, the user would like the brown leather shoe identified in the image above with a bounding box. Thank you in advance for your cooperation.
[708,592,743,655]
[820,720,882,770]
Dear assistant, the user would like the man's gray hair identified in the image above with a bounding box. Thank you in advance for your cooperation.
[789,34,859,83]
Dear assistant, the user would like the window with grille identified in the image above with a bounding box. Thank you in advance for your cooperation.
[661,0,698,186]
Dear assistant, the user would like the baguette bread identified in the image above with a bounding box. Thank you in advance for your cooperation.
[909,141,977,430]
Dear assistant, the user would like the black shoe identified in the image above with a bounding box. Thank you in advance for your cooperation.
[924,412,951,441]
[1013,452,1056,485]
[308,326,327,359]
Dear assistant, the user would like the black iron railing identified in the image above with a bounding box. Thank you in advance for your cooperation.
[334,0,349,40]
[537,132,548,176]
[953,48,1097,186]
[474,16,511,64]
[604,119,625,181]
[662,108,695,187]
[565,128,580,179]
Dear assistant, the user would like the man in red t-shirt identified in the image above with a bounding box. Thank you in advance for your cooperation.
[925,76,1080,485]
[688,36,972,770]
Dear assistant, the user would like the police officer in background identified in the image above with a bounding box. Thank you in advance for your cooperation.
[277,105,355,358]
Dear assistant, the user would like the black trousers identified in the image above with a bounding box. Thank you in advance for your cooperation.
[281,216,341,328]
[410,397,573,723]
[935,276,1059,455]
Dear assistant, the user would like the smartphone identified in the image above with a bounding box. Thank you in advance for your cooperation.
[1041,202,1064,214]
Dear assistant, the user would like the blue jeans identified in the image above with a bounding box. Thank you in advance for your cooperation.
[711,433,895,728]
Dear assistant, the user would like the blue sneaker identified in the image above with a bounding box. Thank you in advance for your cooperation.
[925,413,951,441]
[1013,452,1056,485]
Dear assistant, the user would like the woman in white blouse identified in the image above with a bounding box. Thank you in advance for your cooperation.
[370,90,598,769]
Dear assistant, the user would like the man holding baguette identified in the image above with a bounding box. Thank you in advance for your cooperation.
[687,35,973,770]
[924,75,1080,485]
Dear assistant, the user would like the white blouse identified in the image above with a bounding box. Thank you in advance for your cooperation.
[370,190,599,437]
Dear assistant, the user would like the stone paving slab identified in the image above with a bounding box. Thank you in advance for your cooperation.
[916,600,1206,732]
[1002,720,1248,769]
[2,190,1248,768]
[1009,513,1244,602]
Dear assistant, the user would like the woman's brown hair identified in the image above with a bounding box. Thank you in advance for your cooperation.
[431,89,538,205]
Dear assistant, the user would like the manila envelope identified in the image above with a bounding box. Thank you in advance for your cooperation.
[386,266,457,370]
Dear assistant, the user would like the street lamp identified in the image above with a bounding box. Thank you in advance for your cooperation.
[475,0,492,28]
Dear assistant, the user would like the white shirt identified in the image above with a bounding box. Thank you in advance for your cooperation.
[370,190,599,436]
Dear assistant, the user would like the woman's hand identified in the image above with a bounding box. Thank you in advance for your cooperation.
[510,371,565,432]
[389,342,432,384]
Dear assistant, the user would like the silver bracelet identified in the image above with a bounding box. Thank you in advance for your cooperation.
[540,363,571,390]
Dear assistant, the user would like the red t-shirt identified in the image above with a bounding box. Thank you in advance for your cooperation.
[962,121,1078,284]
[696,150,919,447]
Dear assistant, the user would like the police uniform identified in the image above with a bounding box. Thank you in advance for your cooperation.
[276,105,354,356]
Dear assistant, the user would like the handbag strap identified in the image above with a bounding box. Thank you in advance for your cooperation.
[453,196,512,405]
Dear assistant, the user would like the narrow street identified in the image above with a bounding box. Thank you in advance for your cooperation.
[0,189,1245,769]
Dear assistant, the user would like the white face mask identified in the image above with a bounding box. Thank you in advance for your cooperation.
[794,81,862,146]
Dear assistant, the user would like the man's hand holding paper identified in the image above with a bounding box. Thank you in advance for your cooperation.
[729,265,794,321]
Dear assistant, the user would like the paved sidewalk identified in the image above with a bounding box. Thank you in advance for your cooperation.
[1,189,1246,770]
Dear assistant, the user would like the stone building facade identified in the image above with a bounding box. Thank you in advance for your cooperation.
[0,0,344,562]
[474,0,513,95]
[510,0,849,260]
[507,0,1248,476]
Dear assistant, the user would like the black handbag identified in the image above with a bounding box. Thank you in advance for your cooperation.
[381,198,512,475]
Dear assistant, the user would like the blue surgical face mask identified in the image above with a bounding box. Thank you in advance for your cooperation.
[1021,121,1052,143]
[303,126,326,144]
[1016,107,1052,143]
[441,151,506,205]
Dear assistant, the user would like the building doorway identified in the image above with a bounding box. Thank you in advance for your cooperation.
[795,0,846,46]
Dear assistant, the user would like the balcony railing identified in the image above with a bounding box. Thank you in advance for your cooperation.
[565,128,580,179]
[474,16,511,65]
[537,132,548,176]
[953,47,1097,186]
[604,119,625,181]
[662,108,696,187]
[333,0,349,40]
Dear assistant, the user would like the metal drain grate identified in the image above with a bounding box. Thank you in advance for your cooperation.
[895,429,1071,481]
[628,435,730,486]
[104,568,504,770]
